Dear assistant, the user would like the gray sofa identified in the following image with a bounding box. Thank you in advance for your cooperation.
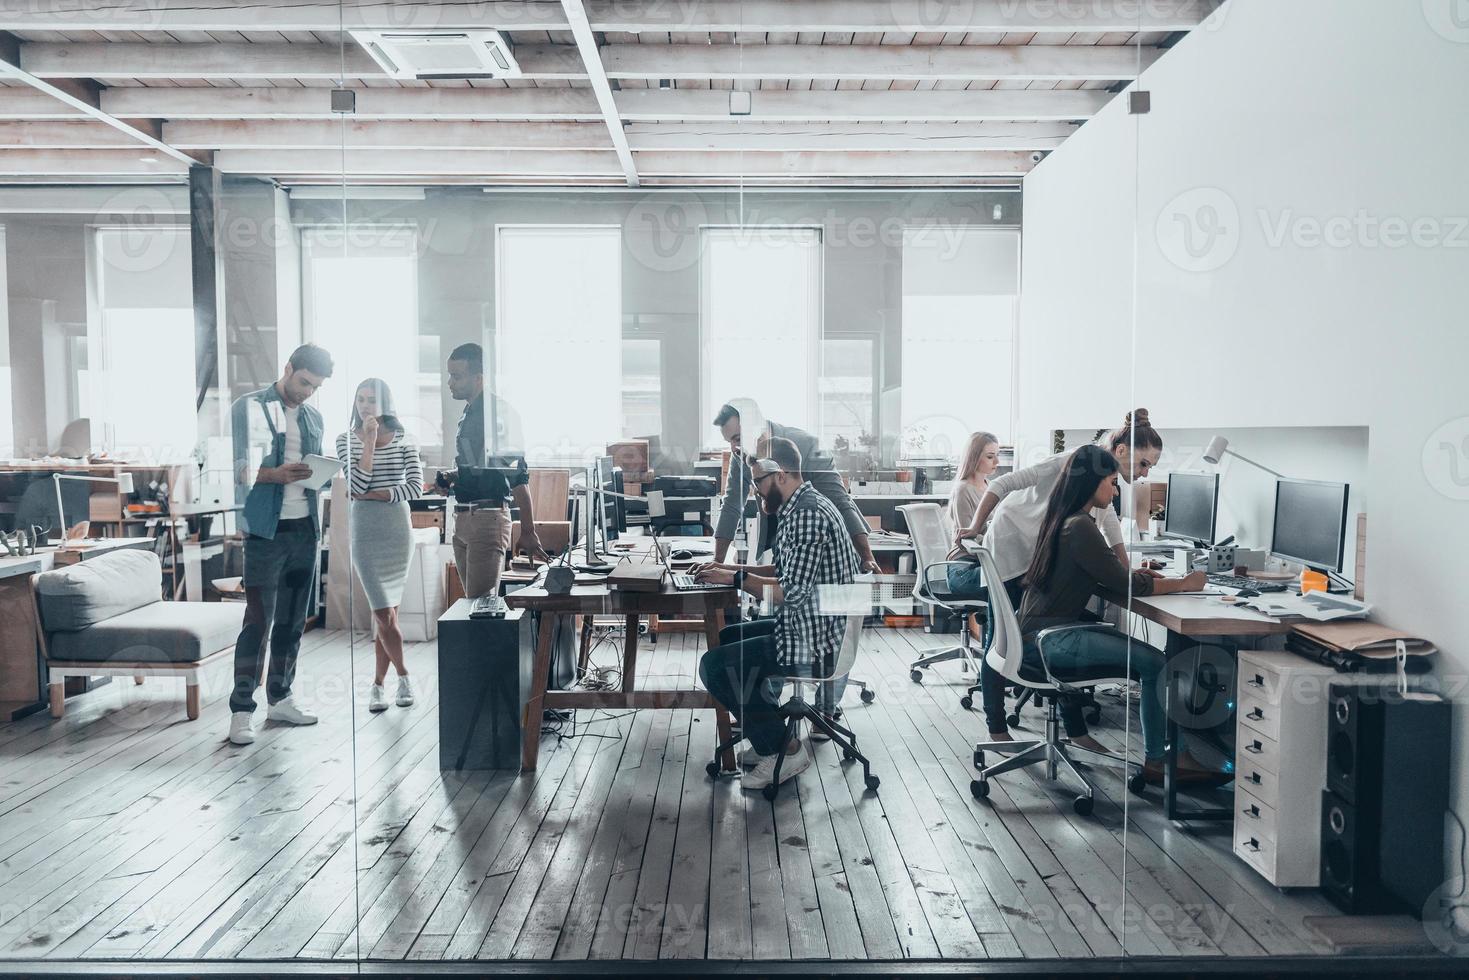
[34,549,244,720]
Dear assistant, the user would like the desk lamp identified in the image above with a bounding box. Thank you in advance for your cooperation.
[1202,436,1284,478]
[52,471,135,539]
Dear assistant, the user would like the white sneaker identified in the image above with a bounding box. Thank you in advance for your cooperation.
[738,743,773,768]
[368,684,389,712]
[228,713,255,745]
[395,675,415,707]
[266,697,318,726]
[743,743,812,791]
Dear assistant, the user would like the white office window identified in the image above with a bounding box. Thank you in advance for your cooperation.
[496,226,621,465]
[301,227,423,445]
[92,226,196,461]
[901,227,1018,457]
[622,337,661,440]
[701,227,821,441]
[819,336,876,454]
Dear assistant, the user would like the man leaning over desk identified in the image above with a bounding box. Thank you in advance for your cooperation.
[711,397,881,574]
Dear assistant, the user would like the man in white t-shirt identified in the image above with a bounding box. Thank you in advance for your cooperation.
[226,344,334,746]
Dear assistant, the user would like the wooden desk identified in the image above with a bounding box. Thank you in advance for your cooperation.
[504,577,738,772]
[1127,592,1293,821]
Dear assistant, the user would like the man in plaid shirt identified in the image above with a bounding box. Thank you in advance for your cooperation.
[696,437,861,791]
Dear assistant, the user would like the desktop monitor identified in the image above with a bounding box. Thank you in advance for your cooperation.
[1271,478,1350,572]
[1162,471,1219,546]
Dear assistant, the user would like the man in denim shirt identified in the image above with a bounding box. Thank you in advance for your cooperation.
[227,344,333,746]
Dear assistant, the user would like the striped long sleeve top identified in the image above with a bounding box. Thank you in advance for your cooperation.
[335,429,423,503]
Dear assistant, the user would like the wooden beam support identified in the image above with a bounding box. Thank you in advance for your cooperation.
[0,87,86,119]
[20,42,585,81]
[103,86,1109,122]
[103,86,604,120]
[600,42,1160,80]
[0,1,567,33]
[211,147,1035,178]
[0,0,1222,34]
[0,119,161,148]
[0,36,195,166]
[164,119,615,151]
[161,118,1070,152]
[614,89,1111,122]
[0,149,190,177]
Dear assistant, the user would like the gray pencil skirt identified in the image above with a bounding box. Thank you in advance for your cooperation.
[349,499,412,610]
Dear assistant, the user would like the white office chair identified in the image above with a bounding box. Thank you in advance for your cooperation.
[899,503,988,696]
[706,587,880,802]
[967,546,1140,816]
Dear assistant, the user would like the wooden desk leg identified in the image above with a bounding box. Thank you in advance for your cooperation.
[621,614,639,694]
[703,601,737,772]
[521,612,557,772]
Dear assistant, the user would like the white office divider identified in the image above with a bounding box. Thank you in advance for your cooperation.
[325,478,372,631]
[397,530,448,642]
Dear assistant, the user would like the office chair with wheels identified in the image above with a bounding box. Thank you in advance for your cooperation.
[966,546,1135,816]
[898,503,988,696]
[707,592,879,802]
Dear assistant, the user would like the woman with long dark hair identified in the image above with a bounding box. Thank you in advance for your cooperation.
[957,408,1164,742]
[336,378,423,713]
[1017,445,1219,783]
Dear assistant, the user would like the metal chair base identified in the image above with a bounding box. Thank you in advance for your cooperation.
[707,695,881,801]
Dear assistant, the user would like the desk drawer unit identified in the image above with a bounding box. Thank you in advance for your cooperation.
[1232,650,1338,888]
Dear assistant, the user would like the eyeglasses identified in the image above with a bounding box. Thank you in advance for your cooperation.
[753,471,779,489]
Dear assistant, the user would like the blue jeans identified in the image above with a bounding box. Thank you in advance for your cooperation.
[699,625,786,755]
[232,519,318,714]
[717,616,847,713]
[1025,628,1169,760]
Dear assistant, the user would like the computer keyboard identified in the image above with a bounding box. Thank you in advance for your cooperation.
[671,573,719,591]
[469,594,509,618]
[1206,573,1290,593]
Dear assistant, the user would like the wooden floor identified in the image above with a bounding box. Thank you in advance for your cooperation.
[0,625,1339,963]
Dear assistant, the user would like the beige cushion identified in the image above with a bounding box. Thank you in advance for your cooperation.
[47,601,244,665]
[35,550,162,632]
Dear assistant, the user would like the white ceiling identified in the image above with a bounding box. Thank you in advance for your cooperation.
[0,0,1224,187]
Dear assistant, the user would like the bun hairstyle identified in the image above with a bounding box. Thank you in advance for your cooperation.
[1105,407,1163,453]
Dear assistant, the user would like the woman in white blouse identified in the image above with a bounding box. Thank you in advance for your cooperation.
[944,431,1000,600]
[956,409,1164,746]
[336,379,423,713]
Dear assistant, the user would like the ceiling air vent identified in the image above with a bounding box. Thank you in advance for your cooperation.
[349,29,520,80]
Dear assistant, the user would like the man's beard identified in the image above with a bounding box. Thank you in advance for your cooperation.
[760,484,783,515]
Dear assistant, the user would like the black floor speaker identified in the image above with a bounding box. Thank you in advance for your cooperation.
[1319,682,1450,915]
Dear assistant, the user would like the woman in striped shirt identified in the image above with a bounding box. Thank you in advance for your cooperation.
[336,378,423,713]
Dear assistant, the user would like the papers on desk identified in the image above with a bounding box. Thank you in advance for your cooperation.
[1238,591,1371,622]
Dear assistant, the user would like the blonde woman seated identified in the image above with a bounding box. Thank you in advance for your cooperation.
[336,379,423,712]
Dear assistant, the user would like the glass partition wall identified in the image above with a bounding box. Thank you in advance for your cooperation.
[2,0,1463,973]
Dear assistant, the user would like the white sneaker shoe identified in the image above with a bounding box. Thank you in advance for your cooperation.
[228,713,255,745]
[743,743,812,791]
[266,697,318,726]
[368,684,389,712]
[738,743,773,768]
[395,675,415,707]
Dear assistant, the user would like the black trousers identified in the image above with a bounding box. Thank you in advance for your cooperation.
[231,519,318,714]
[699,619,788,756]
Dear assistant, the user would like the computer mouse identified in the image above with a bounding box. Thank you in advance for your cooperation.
[1236,588,1261,599]
[670,549,694,561]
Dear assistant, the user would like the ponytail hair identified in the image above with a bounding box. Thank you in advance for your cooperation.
[1104,407,1163,454]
